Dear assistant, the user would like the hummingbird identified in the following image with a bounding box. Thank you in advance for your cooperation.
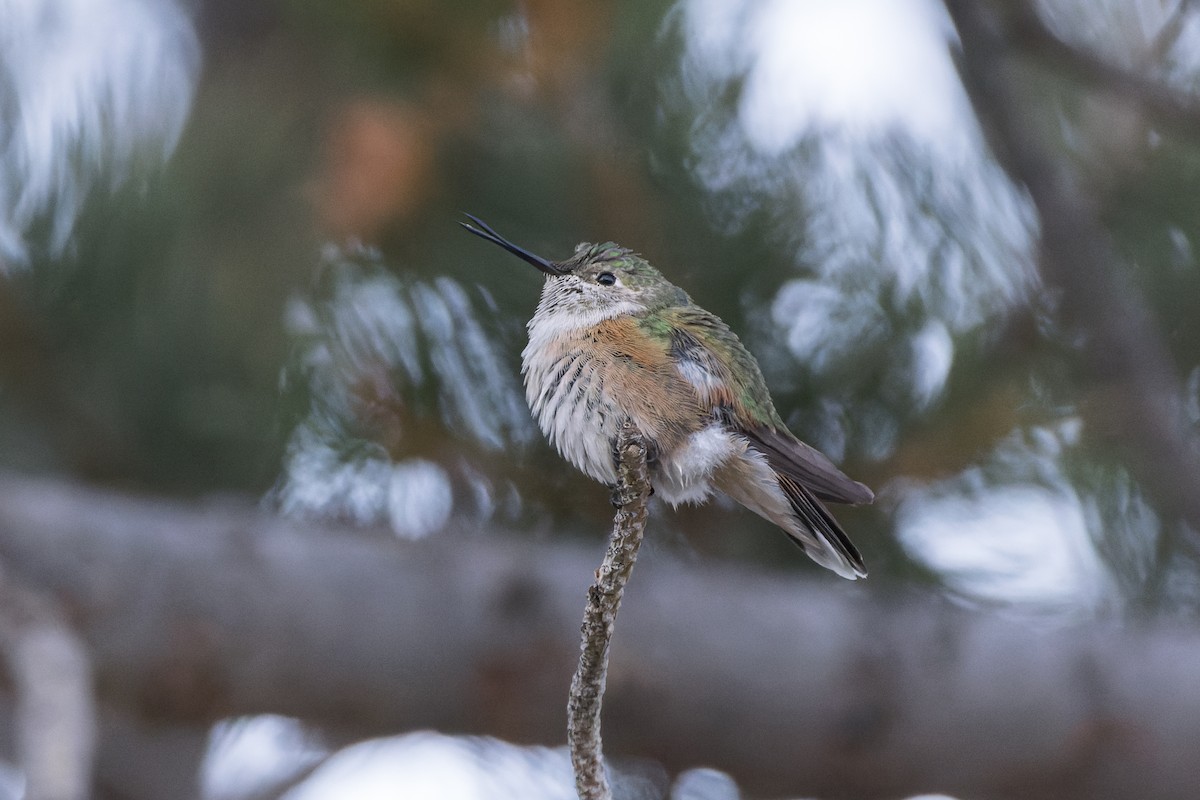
[461,214,872,579]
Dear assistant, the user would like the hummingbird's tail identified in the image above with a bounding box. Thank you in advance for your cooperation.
[715,456,867,580]
[774,473,867,580]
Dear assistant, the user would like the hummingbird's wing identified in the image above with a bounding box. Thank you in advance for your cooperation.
[739,426,874,505]
[661,307,874,506]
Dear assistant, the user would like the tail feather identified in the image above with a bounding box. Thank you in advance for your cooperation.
[776,473,867,580]
[713,450,867,580]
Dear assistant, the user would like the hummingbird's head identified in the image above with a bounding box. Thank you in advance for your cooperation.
[460,214,688,326]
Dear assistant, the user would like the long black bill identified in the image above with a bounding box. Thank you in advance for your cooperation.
[459,213,563,275]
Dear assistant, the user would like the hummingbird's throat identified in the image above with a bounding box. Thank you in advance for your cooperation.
[529,282,645,344]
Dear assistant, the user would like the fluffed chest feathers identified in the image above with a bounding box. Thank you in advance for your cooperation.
[521,318,725,495]
[522,341,625,484]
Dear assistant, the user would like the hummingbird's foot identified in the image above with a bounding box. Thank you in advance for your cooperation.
[643,441,658,499]
[609,428,658,507]
[644,439,660,470]
[609,483,654,508]
[609,485,623,508]
[610,433,660,466]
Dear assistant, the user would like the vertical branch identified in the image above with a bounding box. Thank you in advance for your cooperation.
[567,420,651,800]
[0,568,96,800]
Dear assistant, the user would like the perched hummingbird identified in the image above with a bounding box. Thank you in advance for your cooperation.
[461,215,872,579]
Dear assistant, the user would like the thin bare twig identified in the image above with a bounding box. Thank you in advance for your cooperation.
[567,421,651,800]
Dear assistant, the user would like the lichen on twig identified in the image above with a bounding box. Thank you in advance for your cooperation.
[567,420,652,800]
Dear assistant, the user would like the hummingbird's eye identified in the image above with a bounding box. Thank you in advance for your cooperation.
[596,272,617,286]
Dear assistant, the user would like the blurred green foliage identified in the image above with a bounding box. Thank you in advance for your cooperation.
[4,0,1200,608]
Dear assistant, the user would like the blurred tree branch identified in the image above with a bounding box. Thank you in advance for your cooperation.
[2,473,1200,798]
[0,568,95,800]
[1144,0,1193,68]
[998,0,1200,141]
[946,0,1200,544]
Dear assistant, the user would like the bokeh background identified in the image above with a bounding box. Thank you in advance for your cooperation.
[3,0,1200,798]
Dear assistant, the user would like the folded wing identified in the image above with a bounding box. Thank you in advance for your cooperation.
[666,317,874,507]
[741,425,874,506]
